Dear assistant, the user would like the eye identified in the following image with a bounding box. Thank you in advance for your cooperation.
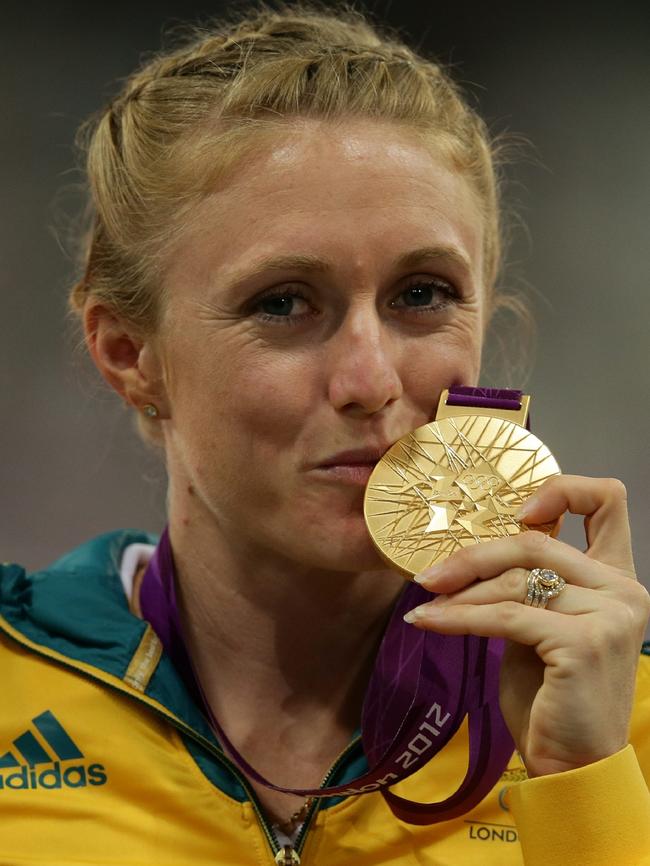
[403,285,436,306]
[391,279,458,312]
[253,292,311,322]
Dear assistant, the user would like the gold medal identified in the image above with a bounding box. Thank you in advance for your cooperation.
[364,390,561,577]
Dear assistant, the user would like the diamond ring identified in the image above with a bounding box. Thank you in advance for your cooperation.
[524,568,567,609]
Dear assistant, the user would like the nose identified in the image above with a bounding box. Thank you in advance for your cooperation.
[326,306,403,416]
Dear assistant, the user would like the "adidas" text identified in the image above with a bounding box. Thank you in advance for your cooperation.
[0,761,107,790]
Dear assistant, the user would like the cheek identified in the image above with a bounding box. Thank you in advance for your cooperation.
[400,321,483,402]
[173,342,316,462]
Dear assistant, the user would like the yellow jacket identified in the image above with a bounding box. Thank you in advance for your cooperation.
[1,529,649,865]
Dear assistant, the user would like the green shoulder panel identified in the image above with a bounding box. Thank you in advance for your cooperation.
[0,530,214,736]
[1,528,227,747]
[44,528,160,576]
[0,529,158,679]
[0,529,271,808]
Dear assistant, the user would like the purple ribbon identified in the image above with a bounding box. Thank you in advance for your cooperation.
[140,387,520,823]
[446,386,523,411]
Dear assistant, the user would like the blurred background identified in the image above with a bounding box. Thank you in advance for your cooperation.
[1,0,648,613]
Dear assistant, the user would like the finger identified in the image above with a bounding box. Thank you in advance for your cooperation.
[517,475,634,571]
[415,531,611,593]
[430,567,604,615]
[403,599,564,646]
[403,592,650,649]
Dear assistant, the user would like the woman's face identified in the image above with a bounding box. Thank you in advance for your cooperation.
[158,118,486,571]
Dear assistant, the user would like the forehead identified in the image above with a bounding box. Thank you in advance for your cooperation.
[164,118,484,293]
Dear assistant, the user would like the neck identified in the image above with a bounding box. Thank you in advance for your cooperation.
[166,508,404,754]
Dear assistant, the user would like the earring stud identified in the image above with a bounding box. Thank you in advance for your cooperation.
[142,404,159,419]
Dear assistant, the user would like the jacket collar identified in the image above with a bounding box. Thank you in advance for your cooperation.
[0,529,216,743]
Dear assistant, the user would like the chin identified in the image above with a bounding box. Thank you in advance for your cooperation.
[302,520,393,573]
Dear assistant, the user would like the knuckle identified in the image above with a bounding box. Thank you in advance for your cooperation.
[629,582,650,619]
[638,583,650,616]
[498,600,522,626]
[450,546,474,570]
[541,474,563,491]
[591,600,647,654]
[529,475,562,500]
[521,530,549,554]
[504,569,526,597]
[603,477,628,501]
[626,578,649,602]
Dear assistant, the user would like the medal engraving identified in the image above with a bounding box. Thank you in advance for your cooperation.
[364,415,561,576]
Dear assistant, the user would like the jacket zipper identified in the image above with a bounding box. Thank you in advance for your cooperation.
[291,736,363,856]
[0,620,362,864]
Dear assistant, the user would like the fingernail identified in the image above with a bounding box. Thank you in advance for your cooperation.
[515,500,534,520]
[413,564,444,584]
[403,604,441,623]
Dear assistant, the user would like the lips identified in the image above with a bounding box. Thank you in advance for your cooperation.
[317,446,392,468]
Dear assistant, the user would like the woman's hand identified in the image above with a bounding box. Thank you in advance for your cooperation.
[405,475,650,778]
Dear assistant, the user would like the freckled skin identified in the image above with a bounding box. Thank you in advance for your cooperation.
[157,117,486,573]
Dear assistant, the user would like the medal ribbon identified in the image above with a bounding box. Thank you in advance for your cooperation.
[140,387,521,823]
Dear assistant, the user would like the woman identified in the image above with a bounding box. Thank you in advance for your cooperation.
[1,5,648,864]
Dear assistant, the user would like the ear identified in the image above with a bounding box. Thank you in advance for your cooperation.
[83,301,169,417]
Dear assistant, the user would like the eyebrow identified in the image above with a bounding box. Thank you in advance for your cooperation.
[396,246,472,274]
[234,254,331,282]
[221,245,473,290]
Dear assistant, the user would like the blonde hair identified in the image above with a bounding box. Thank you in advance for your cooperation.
[68,2,526,447]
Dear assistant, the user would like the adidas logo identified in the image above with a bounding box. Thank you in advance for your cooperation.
[0,710,107,790]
